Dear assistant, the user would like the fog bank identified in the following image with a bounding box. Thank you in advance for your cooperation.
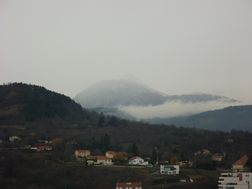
[120,101,241,119]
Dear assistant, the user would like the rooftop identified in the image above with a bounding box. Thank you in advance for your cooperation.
[233,155,249,166]
[116,182,142,187]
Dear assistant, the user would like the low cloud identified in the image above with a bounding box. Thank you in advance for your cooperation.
[120,100,241,119]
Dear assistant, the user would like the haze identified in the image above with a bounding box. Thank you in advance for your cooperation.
[1,0,252,103]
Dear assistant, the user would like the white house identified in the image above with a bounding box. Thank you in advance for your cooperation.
[218,155,252,189]
[9,136,22,142]
[218,172,252,189]
[106,151,117,159]
[75,149,91,158]
[128,156,148,166]
[160,164,180,175]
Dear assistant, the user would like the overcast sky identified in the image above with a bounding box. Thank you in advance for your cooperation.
[1,0,252,103]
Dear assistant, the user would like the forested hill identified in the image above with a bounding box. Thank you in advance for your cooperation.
[148,105,252,131]
[182,105,252,131]
[0,83,92,124]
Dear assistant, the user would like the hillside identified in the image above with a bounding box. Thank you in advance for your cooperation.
[1,83,252,163]
[1,84,252,189]
[0,83,92,124]
[147,105,252,131]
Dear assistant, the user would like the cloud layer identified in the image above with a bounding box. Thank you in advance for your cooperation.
[120,100,241,119]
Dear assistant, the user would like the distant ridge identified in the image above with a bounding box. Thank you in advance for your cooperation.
[147,105,252,131]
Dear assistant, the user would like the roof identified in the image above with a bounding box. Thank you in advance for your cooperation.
[233,155,249,166]
[116,182,142,187]
[97,156,111,161]
[35,144,52,148]
[129,156,143,161]
[86,156,97,160]
[75,149,90,153]
[106,151,117,154]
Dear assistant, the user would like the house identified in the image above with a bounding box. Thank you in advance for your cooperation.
[178,160,192,168]
[31,144,52,152]
[116,182,142,189]
[212,153,224,162]
[218,155,252,189]
[106,151,128,161]
[128,156,148,166]
[96,156,113,165]
[232,155,250,172]
[86,156,97,166]
[106,151,117,159]
[160,163,180,175]
[9,136,22,142]
[194,149,211,156]
[218,172,252,189]
[115,152,128,161]
[75,149,91,158]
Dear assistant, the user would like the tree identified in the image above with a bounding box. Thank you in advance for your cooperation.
[128,143,139,156]
[98,112,105,127]
[108,116,118,126]
[51,137,64,150]
[169,155,178,165]
[151,147,158,165]
[99,134,111,152]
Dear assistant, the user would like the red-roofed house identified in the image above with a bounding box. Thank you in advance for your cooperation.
[96,156,113,165]
[106,151,128,161]
[31,144,52,152]
[232,155,249,172]
[116,182,142,189]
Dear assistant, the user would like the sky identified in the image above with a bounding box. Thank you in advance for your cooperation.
[1,0,252,103]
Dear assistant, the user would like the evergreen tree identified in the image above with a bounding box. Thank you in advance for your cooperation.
[98,112,105,127]
[108,116,118,126]
[151,147,158,165]
[128,143,139,156]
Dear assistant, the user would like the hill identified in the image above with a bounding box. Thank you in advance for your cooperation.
[0,83,92,124]
[147,105,252,131]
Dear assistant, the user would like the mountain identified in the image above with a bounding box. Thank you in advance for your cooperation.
[75,79,237,109]
[0,83,91,124]
[74,79,238,120]
[147,105,252,131]
[74,79,167,108]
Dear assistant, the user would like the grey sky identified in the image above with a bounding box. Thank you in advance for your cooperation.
[1,0,252,103]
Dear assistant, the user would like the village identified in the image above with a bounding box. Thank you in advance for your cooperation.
[2,134,252,189]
